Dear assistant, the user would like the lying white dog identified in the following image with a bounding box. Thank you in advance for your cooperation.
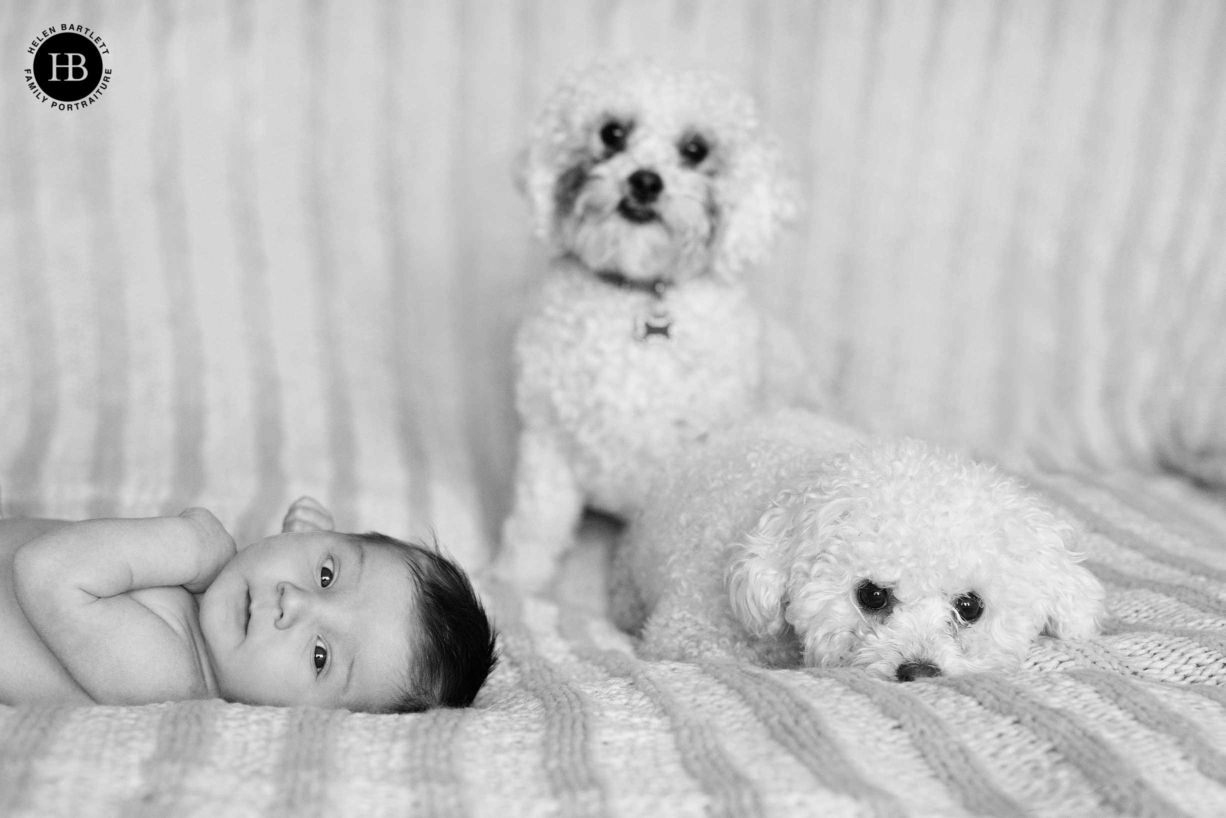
[613,409,1105,680]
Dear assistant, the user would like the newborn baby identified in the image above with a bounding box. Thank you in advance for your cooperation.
[1,500,497,711]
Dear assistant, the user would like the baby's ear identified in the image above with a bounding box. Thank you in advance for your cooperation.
[727,483,842,638]
[282,496,335,533]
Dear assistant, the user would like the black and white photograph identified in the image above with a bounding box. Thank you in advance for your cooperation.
[3,2,1226,815]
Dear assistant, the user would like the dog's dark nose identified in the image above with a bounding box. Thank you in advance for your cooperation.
[896,661,942,682]
[627,169,664,204]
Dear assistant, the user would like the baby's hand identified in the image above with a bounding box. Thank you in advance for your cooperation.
[178,507,238,593]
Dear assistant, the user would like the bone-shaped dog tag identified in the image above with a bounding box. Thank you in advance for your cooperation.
[635,304,673,343]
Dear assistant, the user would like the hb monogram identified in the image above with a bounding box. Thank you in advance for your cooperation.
[27,29,111,108]
[47,53,89,82]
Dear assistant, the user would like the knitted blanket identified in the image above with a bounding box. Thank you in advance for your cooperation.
[4,2,1226,816]
[2,469,1225,818]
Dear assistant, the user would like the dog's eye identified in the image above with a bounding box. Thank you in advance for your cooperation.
[678,134,710,166]
[856,581,892,613]
[600,120,630,153]
[954,592,984,623]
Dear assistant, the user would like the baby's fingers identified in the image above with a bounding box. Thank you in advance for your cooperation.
[178,507,238,592]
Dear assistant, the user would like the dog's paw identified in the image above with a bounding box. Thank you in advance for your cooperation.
[491,539,560,596]
[282,496,334,533]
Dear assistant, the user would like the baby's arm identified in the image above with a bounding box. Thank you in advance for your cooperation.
[13,508,236,704]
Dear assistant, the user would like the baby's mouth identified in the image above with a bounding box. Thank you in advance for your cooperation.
[617,198,659,224]
[244,588,251,636]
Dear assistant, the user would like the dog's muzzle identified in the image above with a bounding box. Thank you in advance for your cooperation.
[618,168,663,223]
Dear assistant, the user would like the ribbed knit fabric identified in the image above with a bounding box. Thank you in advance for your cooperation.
[3,1,1224,559]
[769,0,1226,487]
[1,470,1225,818]
[3,1,1226,816]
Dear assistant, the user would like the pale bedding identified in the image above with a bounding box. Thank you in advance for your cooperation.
[3,2,1226,816]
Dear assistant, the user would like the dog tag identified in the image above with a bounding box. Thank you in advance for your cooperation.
[635,304,673,343]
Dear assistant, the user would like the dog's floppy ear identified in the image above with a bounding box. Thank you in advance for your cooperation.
[1033,522,1106,640]
[715,137,801,280]
[1040,561,1105,640]
[727,484,847,638]
[520,63,595,242]
[512,145,531,198]
[520,141,559,240]
[1004,508,1105,640]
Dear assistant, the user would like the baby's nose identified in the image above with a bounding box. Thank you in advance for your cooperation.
[275,582,307,629]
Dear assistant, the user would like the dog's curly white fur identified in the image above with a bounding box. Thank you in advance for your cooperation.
[615,410,1105,680]
[498,61,804,591]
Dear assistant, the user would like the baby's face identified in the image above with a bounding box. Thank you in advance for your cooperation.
[199,530,416,710]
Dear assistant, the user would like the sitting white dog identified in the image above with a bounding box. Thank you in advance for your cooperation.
[613,409,1106,680]
[497,60,805,591]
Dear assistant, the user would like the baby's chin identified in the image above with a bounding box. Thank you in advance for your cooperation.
[196,561,247,662]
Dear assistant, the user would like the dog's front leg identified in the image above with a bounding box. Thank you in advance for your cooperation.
[609,543,648,635]
[637,588,794,666]
[496,429,585,593]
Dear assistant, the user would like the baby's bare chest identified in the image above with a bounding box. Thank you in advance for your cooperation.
[129,585,200,634]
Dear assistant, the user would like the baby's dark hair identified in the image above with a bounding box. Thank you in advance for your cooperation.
[349,532,498,713]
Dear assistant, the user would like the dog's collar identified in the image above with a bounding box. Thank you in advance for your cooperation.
[595,270,671,299]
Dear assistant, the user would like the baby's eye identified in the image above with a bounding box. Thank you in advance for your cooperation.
[313,639,329,675]
[319,556,335,588]
[954,592,984,624]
